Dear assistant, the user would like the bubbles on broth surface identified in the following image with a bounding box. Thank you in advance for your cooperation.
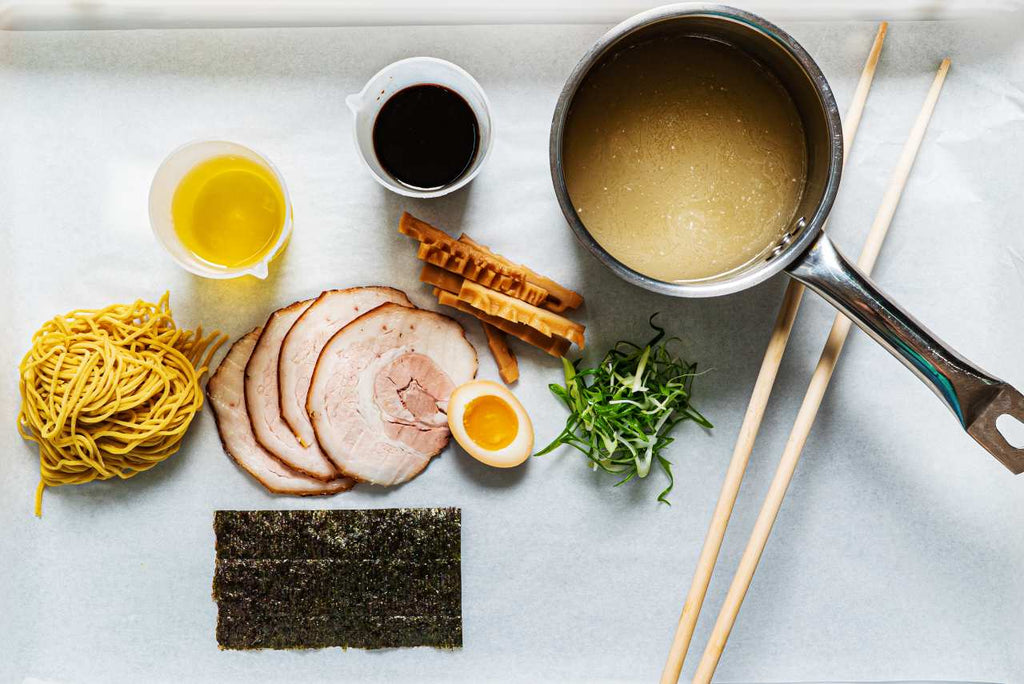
[563,36,807,282]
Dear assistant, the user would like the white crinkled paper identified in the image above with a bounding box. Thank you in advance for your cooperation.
[1,17,1022,683]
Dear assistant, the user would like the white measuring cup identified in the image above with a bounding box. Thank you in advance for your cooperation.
[148,140,293,279]
[346,57,493,198]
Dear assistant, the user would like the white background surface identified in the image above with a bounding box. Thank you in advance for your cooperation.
[1,15,1023,684]
[1,0,1017,30]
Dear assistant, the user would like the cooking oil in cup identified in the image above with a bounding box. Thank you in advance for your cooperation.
[171,155,285,269]
[149,141,293,279]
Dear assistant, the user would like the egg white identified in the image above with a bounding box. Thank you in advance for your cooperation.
[447,380,534,468]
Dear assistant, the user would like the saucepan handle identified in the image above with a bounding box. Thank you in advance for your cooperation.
[787,233,1024,474]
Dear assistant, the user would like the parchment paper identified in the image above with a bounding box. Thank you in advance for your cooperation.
[1,17,1022,684]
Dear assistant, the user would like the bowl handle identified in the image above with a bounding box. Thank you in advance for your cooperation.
[788,232,1024,473]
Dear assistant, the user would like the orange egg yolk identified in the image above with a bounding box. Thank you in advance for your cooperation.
[462,395,519,450]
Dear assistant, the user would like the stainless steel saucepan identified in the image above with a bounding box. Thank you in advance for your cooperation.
[549,3,1024,473]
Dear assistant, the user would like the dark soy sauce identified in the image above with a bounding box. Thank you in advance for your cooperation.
[372,84,479,190]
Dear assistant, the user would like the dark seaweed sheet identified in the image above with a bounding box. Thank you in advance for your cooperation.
[212,508,462,650]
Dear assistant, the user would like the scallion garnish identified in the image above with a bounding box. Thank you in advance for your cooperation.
[535,316,711,503]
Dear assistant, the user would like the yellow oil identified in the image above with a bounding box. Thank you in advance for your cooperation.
[171,155,286,269]
[463,395,519,450]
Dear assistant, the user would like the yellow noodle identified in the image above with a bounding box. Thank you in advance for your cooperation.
[17,293,225,516]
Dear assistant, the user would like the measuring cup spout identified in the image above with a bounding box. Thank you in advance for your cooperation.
[247,262,270,280]
[787,232,1024,473]
[345,94,362,115]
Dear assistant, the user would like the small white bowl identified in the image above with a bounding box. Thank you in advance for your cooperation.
[149,140,293,280]
[346,57,493,199]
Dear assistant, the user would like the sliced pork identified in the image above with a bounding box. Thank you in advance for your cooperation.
[278,286,413,448]
[207,330,353,496]
[307,304,477,485]
[246,300,337,481]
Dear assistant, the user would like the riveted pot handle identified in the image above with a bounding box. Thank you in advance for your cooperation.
[788,233,1024,473]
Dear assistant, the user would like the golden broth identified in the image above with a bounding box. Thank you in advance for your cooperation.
[563,36,807,282]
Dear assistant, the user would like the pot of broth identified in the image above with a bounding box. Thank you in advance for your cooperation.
[550,4,1024,473]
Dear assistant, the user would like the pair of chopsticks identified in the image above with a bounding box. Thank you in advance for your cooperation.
[661,23,953,683]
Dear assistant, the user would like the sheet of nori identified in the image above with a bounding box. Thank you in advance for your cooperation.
[212,508,462,650]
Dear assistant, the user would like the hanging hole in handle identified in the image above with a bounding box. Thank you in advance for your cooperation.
[965,383,1024,474]
[995,413,1024,449]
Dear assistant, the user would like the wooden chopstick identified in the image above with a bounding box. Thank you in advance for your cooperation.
[690,57,952,684]
[658,22,889,684]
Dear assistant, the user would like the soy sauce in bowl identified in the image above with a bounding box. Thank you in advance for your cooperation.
[372,84,480,191]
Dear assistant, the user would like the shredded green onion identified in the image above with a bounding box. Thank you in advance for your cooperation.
[535,315,711,503]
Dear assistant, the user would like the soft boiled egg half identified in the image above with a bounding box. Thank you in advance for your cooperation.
[447,380,534,467]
